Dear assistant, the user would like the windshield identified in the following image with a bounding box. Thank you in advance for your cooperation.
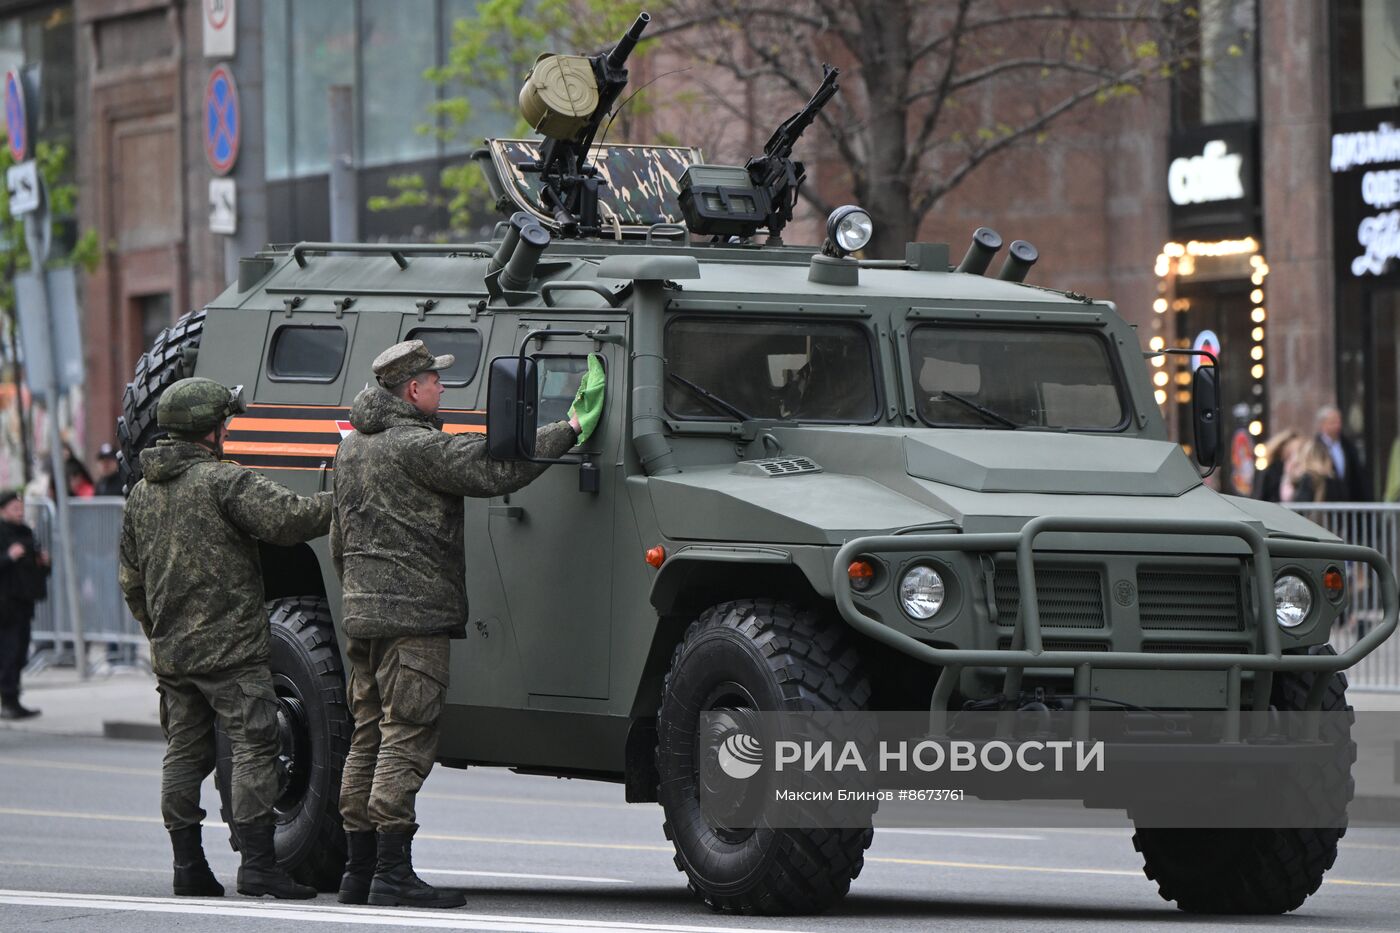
[909,325,1127,430]
[664,318,880,422]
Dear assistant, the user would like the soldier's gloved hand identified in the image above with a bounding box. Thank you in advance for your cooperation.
[568,354,606,444]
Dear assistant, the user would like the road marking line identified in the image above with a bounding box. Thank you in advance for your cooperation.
[418,869,630,885]
[878,829,1046,841]
[0,756,160,776]
[866,856,1400,889]
[0,806,161,824]
[417,830,671,853]
[0,859,164,875]
[421,791,652,813]
[1325,878,1400,888]
[0,889,813,933]
[6,808,1396,891]
[868,856,1142,877]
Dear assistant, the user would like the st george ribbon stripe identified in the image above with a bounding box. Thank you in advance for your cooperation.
[225,403,486,468]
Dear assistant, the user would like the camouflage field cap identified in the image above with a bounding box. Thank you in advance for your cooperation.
[158,377,246,436]
[373,339,454,389]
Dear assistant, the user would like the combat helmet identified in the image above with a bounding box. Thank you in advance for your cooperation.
[157,377,247,437]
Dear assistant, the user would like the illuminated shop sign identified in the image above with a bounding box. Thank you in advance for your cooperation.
[1167,123,1258,239]
[1331,109,1400,281]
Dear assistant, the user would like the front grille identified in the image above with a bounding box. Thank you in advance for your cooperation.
[997,636,1109,652]
[994,563,1106,629]
[1141,641,1251,654]
[1137,569,1246,631]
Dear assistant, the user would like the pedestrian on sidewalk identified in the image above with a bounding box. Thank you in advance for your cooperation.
[119,378,332,901]
[0,490,50,720]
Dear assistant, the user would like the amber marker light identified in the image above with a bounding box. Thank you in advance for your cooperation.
[848,560,876,592]
[1323,566,1346,600]
[645,546,667,568]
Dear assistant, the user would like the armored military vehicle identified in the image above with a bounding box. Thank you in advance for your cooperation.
[119,13,1394,917]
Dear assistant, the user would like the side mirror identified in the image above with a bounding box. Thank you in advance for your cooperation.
[1192,364,1221,470]
[487,356,539,460]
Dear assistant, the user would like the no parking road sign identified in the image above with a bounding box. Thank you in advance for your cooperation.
[5,69,30,162]
[204,65,240,175]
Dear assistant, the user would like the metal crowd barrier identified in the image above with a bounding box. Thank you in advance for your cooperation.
[1284,502,1400,692]
[23,496,148,675]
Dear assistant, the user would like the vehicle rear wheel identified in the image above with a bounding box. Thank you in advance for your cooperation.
[216,596,350,891]
[1131,645,1355,914]
[655,599,873,915]
[117,309,205,489]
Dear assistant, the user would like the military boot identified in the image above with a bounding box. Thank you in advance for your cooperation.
[337,830,377,905]
[234,822,316,899]
[169,825,224,897]
[368,827,466,908]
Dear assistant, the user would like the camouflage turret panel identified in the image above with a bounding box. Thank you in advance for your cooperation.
[488,139,703,232]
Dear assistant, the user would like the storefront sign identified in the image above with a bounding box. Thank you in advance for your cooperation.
[1332,110,1400,281]
[1167,124,1258,239]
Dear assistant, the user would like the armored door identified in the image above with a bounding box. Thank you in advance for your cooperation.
[485,324,621,700]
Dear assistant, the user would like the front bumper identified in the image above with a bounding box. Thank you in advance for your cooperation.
[833,516,1397,718]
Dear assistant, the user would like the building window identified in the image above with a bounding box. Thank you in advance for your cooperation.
[262,0,510,180]
[268,325,348,381]
[1333,0,1400,111]
[138,294,173,352]
[361,0,437,167]
[290,0,353,178]
[1172,0,1258,128]
[264,0,290,181]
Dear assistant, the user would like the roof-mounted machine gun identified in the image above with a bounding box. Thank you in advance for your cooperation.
[517,12,650,237]
[679,65,840,244]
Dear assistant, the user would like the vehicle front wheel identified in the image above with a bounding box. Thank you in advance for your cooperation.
[1131,645,1355,914]
[655,599,873,915]
[216,596,350,891]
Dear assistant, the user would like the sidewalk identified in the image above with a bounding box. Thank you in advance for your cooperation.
[0,663,161,741]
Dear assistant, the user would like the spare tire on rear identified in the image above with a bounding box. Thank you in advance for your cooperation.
[116,309,205,489]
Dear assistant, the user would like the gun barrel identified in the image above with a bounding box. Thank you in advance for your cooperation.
[607,12,651,69]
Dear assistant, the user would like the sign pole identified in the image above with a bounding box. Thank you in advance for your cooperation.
[21,177,86,679]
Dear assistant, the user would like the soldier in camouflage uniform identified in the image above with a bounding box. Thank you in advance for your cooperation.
[330,340,602,908]
[119,377,333,900]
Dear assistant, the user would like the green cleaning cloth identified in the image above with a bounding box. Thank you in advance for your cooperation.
[569,353,606,443]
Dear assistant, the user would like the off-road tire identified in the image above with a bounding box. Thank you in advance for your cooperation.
[656,599,874,915]
[116,309,205,489]
[216,597,350,892]
[1132,645,1355,914]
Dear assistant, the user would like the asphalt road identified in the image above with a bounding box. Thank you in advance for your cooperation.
[1,729,1397,932]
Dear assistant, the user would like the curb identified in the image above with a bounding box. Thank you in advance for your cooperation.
[102,720,164,742]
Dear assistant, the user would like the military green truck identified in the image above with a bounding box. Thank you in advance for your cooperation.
[118,14,1394,918]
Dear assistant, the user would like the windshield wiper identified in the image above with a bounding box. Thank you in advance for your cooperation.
[668,373,755,422]
[938,391,1018,429]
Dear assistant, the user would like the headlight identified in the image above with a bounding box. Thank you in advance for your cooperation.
[900,566,945,620]
[826,205,873,255]
[1274,574,1312,628]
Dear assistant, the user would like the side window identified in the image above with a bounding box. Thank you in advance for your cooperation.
[534,355,590,425]
[268,325,348,381]
[405,327,484,386]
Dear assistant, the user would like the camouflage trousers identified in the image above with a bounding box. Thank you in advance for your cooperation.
[156,664,281,831]
[340,634,450,833]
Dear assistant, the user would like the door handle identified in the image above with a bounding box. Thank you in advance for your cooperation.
[489,506,524,519]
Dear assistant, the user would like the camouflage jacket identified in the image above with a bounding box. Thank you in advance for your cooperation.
[119,440,332,677]
[331,386,576,639]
